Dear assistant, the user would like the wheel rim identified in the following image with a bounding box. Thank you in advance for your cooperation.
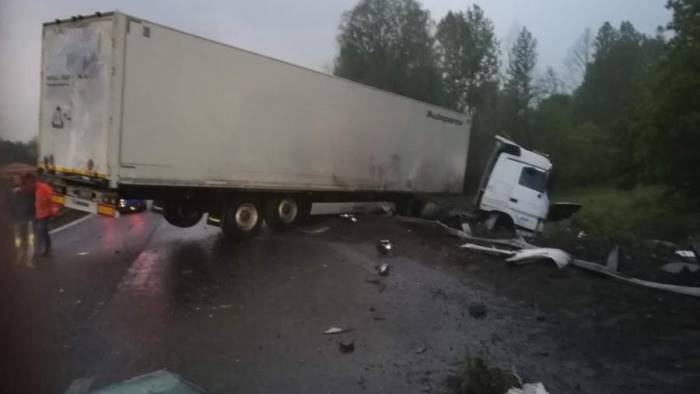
[277,198,299,224]
[235,203,259,231]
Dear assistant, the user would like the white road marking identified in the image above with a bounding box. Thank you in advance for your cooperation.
[50,214,93,234]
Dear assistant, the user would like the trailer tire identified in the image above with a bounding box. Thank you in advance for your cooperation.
[222,197,263,239]
[163,199,203,228]
[264,195,306,230]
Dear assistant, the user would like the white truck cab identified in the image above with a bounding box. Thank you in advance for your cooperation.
[476,136,552,233]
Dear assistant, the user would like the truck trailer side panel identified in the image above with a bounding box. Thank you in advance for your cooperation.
[118,15,469,194]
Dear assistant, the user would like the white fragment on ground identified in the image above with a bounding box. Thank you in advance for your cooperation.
[662,262,700,274]
[323,327,352,335]
[506,248,572,269]
[675,250,697,259]
[505,382,550,394]
[606,245,620,271]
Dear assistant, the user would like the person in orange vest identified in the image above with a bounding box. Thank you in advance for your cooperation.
[25,172,53,257]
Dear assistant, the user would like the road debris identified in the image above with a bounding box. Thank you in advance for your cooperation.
[378,263,390,276]
[468,304,488,319]
[298,225,331,234]
[339,213,358,223]
[506,382,550,394]
[324,327,353,335]
[415,346,427,354]
[462,236,700,298]
[211,304,232,310]
[376,239,394,255]
[662,262,700,274]
[675,250,697,260]
[339,340,355,353]
[506,248,572,269]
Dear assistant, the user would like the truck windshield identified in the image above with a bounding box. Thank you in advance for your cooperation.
[519,167,547,193]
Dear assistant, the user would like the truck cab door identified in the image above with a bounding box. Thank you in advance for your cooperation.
[508,166,549,228]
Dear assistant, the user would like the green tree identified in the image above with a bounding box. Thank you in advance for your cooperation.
[637,0,700,195]
[334,0,439,104]
[504,27,537,145]
[435,5,499,113]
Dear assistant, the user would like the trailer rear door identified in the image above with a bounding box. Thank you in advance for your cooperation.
[39,18,114,179]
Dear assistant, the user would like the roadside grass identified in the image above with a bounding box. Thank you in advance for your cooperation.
[552,185,699,242]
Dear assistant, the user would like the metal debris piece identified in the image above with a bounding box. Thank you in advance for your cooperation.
[460,243,515,256]
[662,262,700,274]
[606,245,620,271]
[339,213,358,223]
[506,382,550,394]
[377,239,394,255]
[339,340,355,353]
[378,263,390,276]
[506,248,572,269]
[571,258,700,298]
[324,327,353,335]
[299,225,331,234]
[461,222,472,236]
[675,250,697,260]
[468,304,487,319]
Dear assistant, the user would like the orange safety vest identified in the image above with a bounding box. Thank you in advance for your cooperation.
[35,181,54,219]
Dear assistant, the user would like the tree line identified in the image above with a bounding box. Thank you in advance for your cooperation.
[334,0,699,196]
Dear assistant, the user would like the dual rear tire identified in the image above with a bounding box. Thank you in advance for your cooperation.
[222,194,310,239]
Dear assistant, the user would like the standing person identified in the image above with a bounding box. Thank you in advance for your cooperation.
[26,172,53,257]
[11,174,35,263]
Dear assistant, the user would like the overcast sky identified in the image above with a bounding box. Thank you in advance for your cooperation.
[0,0,670,142]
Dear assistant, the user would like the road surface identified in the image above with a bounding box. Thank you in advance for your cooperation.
[1,210,699,393]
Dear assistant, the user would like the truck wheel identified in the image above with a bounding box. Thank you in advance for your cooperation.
[163,200,203,228]
[222,197,262,239]
[264,195,306,230]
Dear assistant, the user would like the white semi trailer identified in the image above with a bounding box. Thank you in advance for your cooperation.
[38,12,553,237]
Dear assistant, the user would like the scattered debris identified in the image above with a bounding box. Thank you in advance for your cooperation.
[606,245,620,271]
[676,250,697,260]
[378,263,390,276]
[462,237,700,298]
[376,239,394,255]
[461,243,514,256]
[299,225,331,234]
[324,327,353,335]
[506,382,550,394]
[339,340,355,353]
[662,262,700,274]
[468,304,488,319]
[461,222,472,236]
[339,213,358,223]
[506,248,572,269]
[91,370,204,394]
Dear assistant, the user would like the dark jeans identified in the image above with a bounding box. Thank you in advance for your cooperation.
[34,217,51,255]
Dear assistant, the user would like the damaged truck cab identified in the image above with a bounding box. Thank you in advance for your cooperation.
[476,136,552,234]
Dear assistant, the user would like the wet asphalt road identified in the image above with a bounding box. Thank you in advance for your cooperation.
[2,209,699,393]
